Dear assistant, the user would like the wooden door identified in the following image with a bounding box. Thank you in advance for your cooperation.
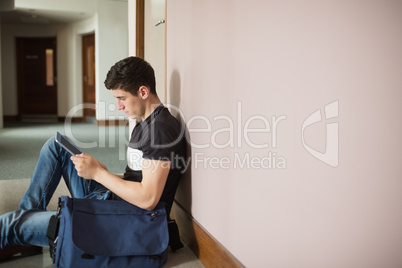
[16,37,57,116]
[82,33,96,119]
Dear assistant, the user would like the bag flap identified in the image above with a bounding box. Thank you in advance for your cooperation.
[70,198,168,256]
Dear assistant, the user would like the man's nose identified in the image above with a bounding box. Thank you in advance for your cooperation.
[116,100,124,110]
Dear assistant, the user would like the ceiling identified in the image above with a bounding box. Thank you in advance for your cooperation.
[0,8,94,25]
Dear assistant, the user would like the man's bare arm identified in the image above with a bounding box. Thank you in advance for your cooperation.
[71,154,170,210]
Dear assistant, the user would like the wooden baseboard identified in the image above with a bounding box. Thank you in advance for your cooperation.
[58,117,85,123]
[4,116,128,127]
[3,115,19,122]
[57,118,128,126]
[171,201,244,268]
[96,119,129,126]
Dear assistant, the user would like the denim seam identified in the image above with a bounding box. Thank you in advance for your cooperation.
[37,161,60,210]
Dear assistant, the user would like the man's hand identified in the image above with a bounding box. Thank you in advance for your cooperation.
[71,153,104,180]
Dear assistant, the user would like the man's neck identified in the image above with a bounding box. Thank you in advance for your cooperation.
[142,96,162,121]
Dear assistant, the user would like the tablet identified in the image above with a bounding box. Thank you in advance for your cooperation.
[55,132,82,155]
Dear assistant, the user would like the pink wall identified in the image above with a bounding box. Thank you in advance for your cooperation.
[167,1,402,267]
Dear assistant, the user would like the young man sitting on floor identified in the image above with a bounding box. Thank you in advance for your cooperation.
[0,56,187,260]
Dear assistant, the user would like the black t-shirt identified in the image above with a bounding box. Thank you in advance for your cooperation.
[123,104,187,211]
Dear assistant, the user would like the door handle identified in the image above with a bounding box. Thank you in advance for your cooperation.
[155,19,165,26]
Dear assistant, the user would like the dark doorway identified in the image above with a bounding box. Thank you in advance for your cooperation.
[82,33,96,120]
[16,37,57,120]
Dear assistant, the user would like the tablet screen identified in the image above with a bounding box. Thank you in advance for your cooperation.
[56,132,82,155]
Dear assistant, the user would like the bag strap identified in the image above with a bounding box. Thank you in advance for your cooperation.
[168,219,184,251]
[165,203,184,252]
[46,197,64,263]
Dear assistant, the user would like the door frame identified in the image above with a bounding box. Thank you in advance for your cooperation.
[82,32,96,120]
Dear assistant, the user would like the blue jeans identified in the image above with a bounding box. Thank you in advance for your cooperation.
[0,137,111,249]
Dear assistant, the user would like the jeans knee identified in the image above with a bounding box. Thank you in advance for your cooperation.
[45,137,56,147]
[41,137,57,153]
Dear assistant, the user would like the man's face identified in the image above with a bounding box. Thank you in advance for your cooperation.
[112,89,144,119]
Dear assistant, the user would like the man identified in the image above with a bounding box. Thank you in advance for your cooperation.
[0,56,187,259]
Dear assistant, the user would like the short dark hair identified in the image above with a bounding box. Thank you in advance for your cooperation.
[104,56,157,95]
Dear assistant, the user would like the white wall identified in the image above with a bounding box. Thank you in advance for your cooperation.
[96,0,128,121]
[56,0,129,120]
[167,1,402,267]
[14,0,97,14]
[128,0,136,57]
[57,17,96,118]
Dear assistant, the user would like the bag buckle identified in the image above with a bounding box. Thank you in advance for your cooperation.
[150,211,159,221]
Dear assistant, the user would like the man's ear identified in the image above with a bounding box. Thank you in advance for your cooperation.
[137,86,150,99]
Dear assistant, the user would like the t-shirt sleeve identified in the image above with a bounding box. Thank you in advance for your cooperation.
[142,121,179,161]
